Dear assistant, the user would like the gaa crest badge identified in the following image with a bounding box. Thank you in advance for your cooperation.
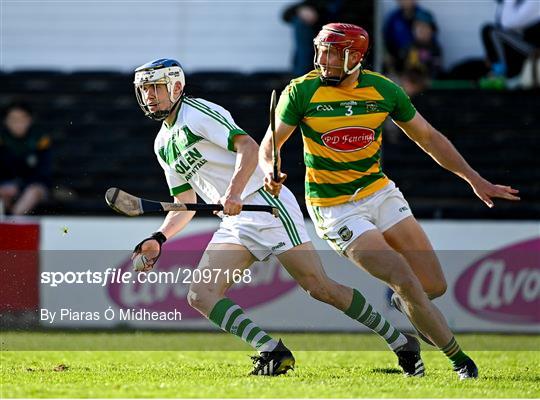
[338,226,353,242]
[365,101,378,113]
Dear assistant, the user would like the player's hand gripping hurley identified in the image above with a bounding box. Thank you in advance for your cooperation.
[105,187,279,217]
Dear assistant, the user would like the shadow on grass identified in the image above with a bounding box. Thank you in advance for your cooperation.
[371,367,402,375]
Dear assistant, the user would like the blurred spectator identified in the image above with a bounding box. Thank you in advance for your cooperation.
[282,1,375,75]
[383,0,439,76]
[331,1,375,67]
[282,1,340,76]
[482,0,540,79]
[383,66,430,144]
[400,66,431,97]
[0,102,52,215]
[403,13,443,79]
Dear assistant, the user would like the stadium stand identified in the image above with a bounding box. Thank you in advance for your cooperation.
[0,71,537,219]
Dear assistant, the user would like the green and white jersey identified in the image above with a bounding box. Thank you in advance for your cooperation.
[154,96,264,203]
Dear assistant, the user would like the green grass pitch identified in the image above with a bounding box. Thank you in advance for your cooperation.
[1,332,539,398]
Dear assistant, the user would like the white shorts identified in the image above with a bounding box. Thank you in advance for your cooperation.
[211,186,310,260]
[306,181,413,254]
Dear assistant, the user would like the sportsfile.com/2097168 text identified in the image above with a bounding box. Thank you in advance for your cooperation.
[40,268,252,287]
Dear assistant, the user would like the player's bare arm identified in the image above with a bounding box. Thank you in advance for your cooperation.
[132,189,196,271]
[259,120,296,196]
[157,189,197,238]
[395,112,520,208]
[221,135,259,216]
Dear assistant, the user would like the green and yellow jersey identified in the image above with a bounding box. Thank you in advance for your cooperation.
[278,69,416,206]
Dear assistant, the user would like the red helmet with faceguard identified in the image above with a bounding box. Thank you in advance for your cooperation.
[313,23,369,85]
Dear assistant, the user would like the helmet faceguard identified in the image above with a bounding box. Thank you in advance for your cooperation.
[134,58,186,121]
[313,23,369,86]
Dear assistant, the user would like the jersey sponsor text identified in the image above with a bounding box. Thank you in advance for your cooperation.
[321,127,375,152]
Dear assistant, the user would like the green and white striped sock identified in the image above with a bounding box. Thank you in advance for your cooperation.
[440,336,469,367]
[345,289,407,351]
[208,298,278,353]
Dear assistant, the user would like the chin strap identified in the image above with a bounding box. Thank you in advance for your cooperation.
[343,49,362,75]
[148,94,184,121]
[319,59,363,86]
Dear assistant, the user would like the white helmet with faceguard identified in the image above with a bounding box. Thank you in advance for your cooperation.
[313,23,370,86]
[134,58,186,121]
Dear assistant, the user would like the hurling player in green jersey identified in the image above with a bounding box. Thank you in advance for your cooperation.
[130,58,428,377]
[260,23,520,380]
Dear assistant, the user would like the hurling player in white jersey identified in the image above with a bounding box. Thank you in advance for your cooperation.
[132,58,425,377]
